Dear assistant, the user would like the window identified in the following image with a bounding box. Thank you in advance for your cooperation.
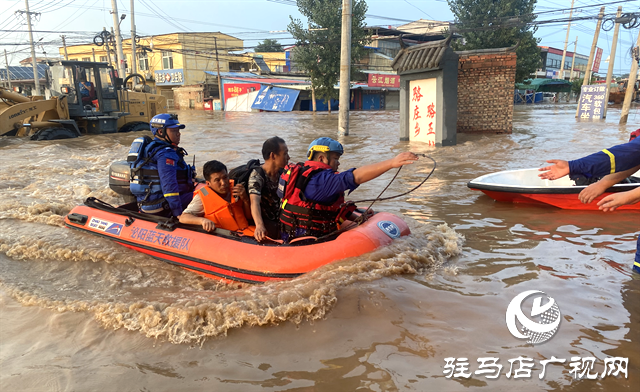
[162,51,173,69]
[138,52,149,71]
[82,57,90,62]
[99,56,107,63]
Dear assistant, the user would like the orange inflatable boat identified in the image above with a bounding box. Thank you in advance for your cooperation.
[64,198,410,284]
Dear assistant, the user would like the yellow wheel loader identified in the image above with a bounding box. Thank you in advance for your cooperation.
[0,60,167,140]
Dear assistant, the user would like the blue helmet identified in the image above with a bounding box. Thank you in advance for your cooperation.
[150,113,185,137]
[307,137,344,160]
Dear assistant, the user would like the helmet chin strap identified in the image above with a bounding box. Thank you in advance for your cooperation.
[159,127,177,146]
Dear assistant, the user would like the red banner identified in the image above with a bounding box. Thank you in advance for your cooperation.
[592,47,603,74]
[224,83,261,103]
[368,73,400,88]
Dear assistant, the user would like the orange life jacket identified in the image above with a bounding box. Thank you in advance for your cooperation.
[196,180,255,236]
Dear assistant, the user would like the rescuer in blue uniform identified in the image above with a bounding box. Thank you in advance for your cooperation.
[133,113,195,218]
[539,129,640,273]
[539,133,640,183]
[278,137,418,242]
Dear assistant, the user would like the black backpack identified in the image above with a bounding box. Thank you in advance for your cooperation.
[228,159,265,192]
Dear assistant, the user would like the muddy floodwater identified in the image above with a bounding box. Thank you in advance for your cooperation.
[1,104,639,391]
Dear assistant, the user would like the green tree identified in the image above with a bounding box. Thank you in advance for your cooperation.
[287,0,371,106]
[571,78,583,95]
[447,0,541,83]
[571,75,597,94]
[255,39,284,53]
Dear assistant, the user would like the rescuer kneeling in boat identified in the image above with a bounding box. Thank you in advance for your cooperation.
[130,113,195,218]
[278,137,418,242]
[179,160,255,236]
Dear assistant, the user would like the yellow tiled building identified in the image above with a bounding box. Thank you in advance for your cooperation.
[59,32,243,104]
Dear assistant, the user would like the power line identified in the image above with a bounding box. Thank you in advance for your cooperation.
[402,0,434,20]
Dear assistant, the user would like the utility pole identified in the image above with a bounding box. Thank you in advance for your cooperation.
[576,6,604,118]
[584,7,605,84]
[558,0,574,86]
[61,35,69,60]
[23,0,40,95]
[311,86,317,112]
[92,48,96,62]
[619,28,640,125]
[4,49,12,89]
[214,37,224,111]
[130,0,137,75]
[110,0,127,78]
[569,36,578,81]
[338,0,352,136]
[603,6,623,118]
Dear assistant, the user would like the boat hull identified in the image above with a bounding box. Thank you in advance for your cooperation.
[64,205,410,284]
[468,168,640,210]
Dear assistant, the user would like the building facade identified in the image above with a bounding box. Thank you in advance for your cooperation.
[537,46,588,80]
[59,32,243,106]
[0,64,48,96]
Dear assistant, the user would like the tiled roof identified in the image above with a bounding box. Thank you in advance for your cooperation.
[391,37,452,73]
[0,64,48,81]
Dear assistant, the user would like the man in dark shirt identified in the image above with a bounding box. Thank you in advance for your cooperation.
[248,136,289,241]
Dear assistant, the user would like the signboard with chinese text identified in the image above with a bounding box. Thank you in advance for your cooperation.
[577,84,606,120]
[368,73,400,88]
[592,48,603,73]
[409,78,437,146]
[154,69,184,86]
[224,83,261,104]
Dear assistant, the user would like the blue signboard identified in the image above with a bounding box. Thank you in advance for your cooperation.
[251,86,300,112]
[154,69,185,86]
[577,84,607,120]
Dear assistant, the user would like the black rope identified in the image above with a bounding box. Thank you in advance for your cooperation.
[341,154,437,228]
[352,154,437,207]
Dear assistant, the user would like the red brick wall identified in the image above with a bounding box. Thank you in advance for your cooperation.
[457,52,517,134]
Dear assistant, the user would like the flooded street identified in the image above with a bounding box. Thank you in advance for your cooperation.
[1,105,639,391]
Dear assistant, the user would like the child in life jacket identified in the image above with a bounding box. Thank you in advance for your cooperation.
[179,160,255,236]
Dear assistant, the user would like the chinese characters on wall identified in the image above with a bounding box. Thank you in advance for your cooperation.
[368,73,400,88]
[154,70,184,85]
[409,79,437,146]
[578,85,607,120]
[224,83,261,103]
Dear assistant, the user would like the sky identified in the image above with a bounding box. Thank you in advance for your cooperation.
[0,0,638,76]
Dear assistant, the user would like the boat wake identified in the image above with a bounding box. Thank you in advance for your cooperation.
[0,219,462,344]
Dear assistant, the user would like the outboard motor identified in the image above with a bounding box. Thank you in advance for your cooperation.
[109,160,136,203]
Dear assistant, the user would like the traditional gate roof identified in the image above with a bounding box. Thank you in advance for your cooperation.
[391,36,452,73]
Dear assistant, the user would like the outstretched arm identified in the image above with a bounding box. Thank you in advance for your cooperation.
[597,187,640,212]
[538,160,569,180]
[352,152,418,185]
[579,164,640,204]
